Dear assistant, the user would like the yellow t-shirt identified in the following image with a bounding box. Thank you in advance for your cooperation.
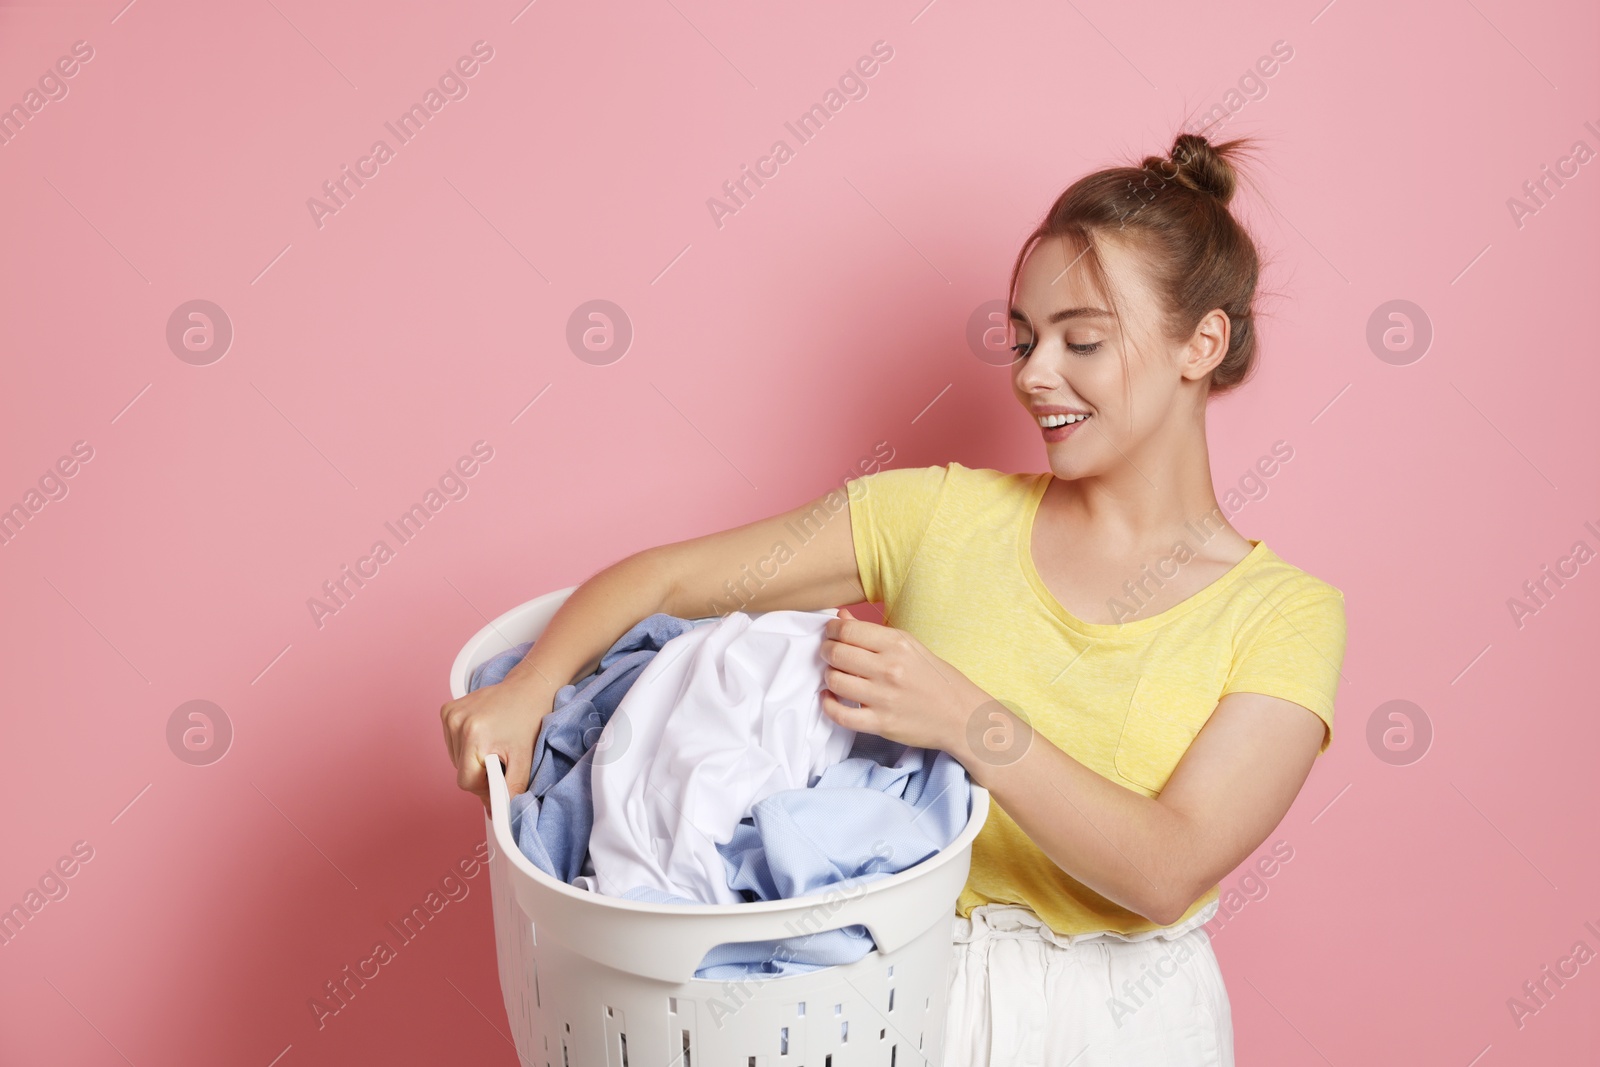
[843,461,1347,937]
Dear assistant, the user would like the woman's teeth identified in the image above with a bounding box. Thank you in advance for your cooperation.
[1037,413,1091,428]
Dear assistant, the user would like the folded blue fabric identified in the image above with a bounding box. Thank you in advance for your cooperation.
[467,613,703,883]
[723,734,971,902]
[620,731,972,978]
[469,614,973,980]
[621,884,879,978]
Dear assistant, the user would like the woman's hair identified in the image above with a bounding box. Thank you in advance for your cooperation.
[1007,131,1265,397]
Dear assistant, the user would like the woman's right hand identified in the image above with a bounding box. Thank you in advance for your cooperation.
[441,674,557,815]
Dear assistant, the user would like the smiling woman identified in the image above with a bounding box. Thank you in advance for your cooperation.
[440,128,1346,1067]
[820,131,1346,1067]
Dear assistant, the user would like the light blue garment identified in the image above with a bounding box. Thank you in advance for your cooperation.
[471,615,973,979]
[621,731,972,978]
[622,883,878,978]
[467,613,704,883]
[722,734,971,902]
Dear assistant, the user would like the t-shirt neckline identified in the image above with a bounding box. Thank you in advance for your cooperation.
[1016,472,1269,637]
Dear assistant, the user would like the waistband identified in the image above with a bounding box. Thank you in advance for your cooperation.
[953,898,1219,950]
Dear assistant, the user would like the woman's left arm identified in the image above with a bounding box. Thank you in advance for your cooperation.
[819,609,1326,926]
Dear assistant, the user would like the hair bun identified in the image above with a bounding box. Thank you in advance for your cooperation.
[1166,133,1236,205]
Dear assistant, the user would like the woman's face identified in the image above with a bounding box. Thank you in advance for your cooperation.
[1009,232,1200,479]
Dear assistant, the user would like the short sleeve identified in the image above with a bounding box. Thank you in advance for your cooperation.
[1219,591,1348,755]
[843,465,949,608]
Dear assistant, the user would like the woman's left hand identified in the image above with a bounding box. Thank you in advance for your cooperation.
[818,607,985,752]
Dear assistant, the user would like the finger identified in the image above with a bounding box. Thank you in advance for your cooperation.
[458,749,485,795]
[441,715,456,768]
[820,635,878,679]
[822,663,873,705]
[831,614,902,653]
[504,744,532,801]
[440,703,459,766]
[821,688,870,732]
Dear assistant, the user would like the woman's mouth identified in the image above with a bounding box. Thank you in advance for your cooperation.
[1036,412,1092,442]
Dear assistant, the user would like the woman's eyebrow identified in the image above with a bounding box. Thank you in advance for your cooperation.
[1010,306,1114,323]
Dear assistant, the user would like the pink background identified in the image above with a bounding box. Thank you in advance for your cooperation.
[2,0,1596,1063]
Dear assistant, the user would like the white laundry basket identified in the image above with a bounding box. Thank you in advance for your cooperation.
[449,586,992,1067]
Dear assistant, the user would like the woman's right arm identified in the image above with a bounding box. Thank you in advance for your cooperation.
[440,487,866,811]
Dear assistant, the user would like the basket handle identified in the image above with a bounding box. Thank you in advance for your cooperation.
[485,750,514,825]
[481,754,981,984]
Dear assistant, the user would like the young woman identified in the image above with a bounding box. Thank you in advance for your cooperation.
[442,130,1347,1066]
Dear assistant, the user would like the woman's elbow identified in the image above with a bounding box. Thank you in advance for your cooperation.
[1144,895,1191,928]
[1140,876,1205,927]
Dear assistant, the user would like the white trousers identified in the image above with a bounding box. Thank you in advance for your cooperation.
[940,901,1232,1066]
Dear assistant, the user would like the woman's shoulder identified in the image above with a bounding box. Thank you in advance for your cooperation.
[923,460,1045,496]
[1247,541,1346,606]
[856,460,1040,496]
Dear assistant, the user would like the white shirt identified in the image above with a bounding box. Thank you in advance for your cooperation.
[580,608,856,903]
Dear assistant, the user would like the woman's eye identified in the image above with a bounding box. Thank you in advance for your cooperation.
[1010,342,1034,359]
[1068,342,1102,355]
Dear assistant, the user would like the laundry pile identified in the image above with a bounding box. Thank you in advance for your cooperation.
[467,608,972,978]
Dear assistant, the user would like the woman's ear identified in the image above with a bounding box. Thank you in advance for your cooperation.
[1182,308,1231,381]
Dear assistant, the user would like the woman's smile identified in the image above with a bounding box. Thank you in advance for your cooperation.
[1033,408,1094,442]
